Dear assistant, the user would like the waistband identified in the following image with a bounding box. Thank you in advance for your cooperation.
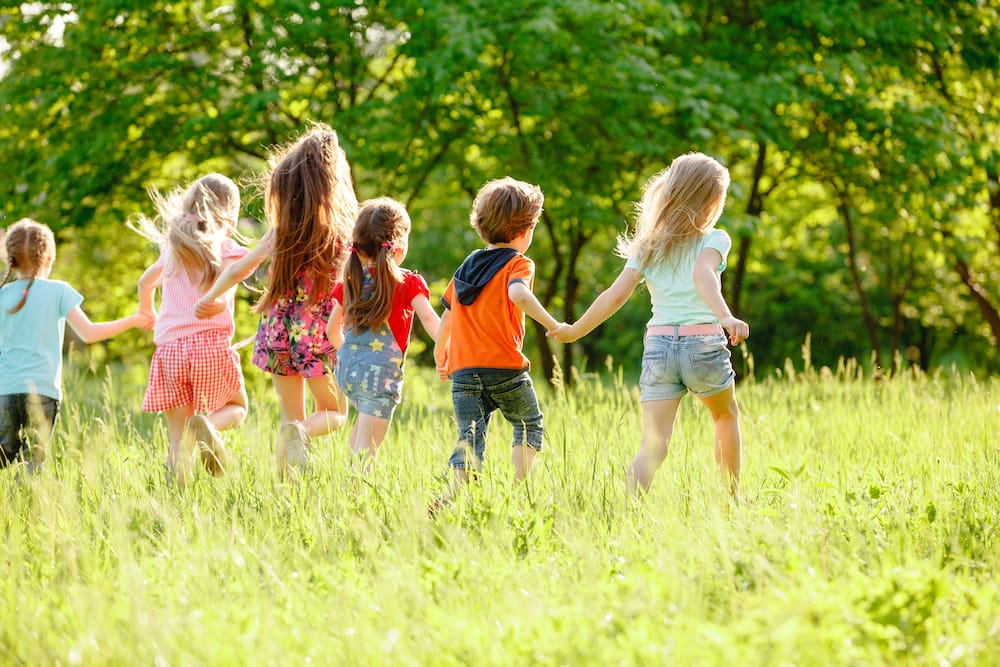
[645,324,723,338]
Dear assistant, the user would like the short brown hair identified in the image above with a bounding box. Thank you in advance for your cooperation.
[469,177,543,244]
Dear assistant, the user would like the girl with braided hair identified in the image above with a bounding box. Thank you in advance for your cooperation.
[0,218,152,472]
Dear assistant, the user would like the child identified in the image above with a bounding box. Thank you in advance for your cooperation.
[326,197,440,473]
[548,152,749,500]
[0,219,152,471]
[194,124,357,478]
[133,173,250,483]
[433,177,562,504]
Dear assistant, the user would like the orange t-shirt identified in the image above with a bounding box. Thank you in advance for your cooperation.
[441,248,534,374]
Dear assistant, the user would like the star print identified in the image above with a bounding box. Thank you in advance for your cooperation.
[368,338,385,352]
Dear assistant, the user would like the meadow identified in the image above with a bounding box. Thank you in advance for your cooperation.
[1,355,998,666]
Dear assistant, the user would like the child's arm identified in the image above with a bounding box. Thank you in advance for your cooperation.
[137,262,163,320]
[693,249,749,345]
[412,294,441,343]
[434,309,452,380]
[66,307,151,343]
[325,303,345,350]
[508,282,561,331]
[547,268,641,343]
[193,236,270,319]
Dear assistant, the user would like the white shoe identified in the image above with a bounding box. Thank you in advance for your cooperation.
[278,422,311,478]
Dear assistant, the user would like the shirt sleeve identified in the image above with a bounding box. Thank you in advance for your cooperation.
[403,271,430,303]
[441,278,455,310]
[703,229,732,272]
[59,282,84,317]
[331,282,344,306]
[506,255,534,289]
[221,238,250,260]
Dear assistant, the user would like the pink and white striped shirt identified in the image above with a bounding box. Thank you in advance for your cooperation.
[153,238,249,346]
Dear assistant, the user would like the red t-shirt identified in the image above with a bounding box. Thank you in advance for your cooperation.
[332,270,430,353]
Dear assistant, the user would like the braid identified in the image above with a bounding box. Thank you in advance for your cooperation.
[4,219,54,314]
[8,276,34,314]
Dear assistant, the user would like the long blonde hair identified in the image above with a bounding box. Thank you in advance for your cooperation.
[130,173,240,290]
[343,198,410,332]
[616,152,730,269]
[255,123,358,314]
[1,218,56,314]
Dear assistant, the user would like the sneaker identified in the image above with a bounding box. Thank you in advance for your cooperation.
[189,415,226,477]
[278,422,311,478]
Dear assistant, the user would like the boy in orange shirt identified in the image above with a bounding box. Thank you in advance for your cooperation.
[434,177,562,501]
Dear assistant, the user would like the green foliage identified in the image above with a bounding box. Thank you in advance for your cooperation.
[1,0,998,376]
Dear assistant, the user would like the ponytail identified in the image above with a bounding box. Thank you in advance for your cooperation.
[343,243,402,333]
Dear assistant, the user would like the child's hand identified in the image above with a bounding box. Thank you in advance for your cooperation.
[546,322,579,344]
[720,316,749,345]
[194,297,225,319]
[136,310,156,330]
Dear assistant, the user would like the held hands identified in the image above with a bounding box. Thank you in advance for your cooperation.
[546,322,578,344]
[720,315,750,346]
[193,296,225,319]
[135,309,156,330]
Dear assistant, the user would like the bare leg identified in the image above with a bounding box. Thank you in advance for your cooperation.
[164,405,195,484]
[627,397,682,496]
[270,374,307,424]
[303,375,348,437]
[697,384,741,500]
[207,386,248,432]
[349,413,391,475]
[511,444,536,482]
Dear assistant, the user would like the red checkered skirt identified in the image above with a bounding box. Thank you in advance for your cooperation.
[143,330,245,413]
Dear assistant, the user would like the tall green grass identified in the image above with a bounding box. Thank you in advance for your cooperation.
[1,359,997,666]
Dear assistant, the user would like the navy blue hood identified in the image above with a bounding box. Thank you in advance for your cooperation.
[444,248,520,307]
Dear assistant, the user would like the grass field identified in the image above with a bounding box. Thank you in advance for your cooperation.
[2,358,998,666]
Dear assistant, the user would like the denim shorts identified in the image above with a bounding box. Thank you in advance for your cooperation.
[640,333,735,402]
[448,368,544,470]
[0,393,60,468]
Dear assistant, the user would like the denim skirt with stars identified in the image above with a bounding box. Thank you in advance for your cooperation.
[334,322,405,419]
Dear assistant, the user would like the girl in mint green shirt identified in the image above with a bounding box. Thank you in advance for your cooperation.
[1,219,152,471]
[548,153,749,502]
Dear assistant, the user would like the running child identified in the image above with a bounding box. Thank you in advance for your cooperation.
[548,152,749,500]
[133,173,250,483]
[433,177,562,506]
[194,124,357,478]
[1,218,152,472]
[325,197,440,473]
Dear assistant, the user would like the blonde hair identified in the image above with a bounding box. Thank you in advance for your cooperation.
[255,123,358,314]
[343,198,410,333]
[616,152,730,268]
[1,218,56,314]
[130,173,241,290]
[470,177,543,244]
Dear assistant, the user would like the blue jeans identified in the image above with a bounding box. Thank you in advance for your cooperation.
[448,369,544,470]
[640,333,735,401]
[0,393,60,468]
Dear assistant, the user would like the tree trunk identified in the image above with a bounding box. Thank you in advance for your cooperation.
[839,198,883,369]
[730,140,767,313]
[951,256,1000,344]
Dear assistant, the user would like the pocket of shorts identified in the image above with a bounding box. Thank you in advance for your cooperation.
[639,349,669,387]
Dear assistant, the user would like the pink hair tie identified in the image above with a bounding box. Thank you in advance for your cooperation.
[381,242,394,250]
[349,244,359,254]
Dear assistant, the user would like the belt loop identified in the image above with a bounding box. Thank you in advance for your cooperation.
[672,325,679,339]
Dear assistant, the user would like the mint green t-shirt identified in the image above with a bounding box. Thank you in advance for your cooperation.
[625,228,732,327]
[0,279,83,400]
